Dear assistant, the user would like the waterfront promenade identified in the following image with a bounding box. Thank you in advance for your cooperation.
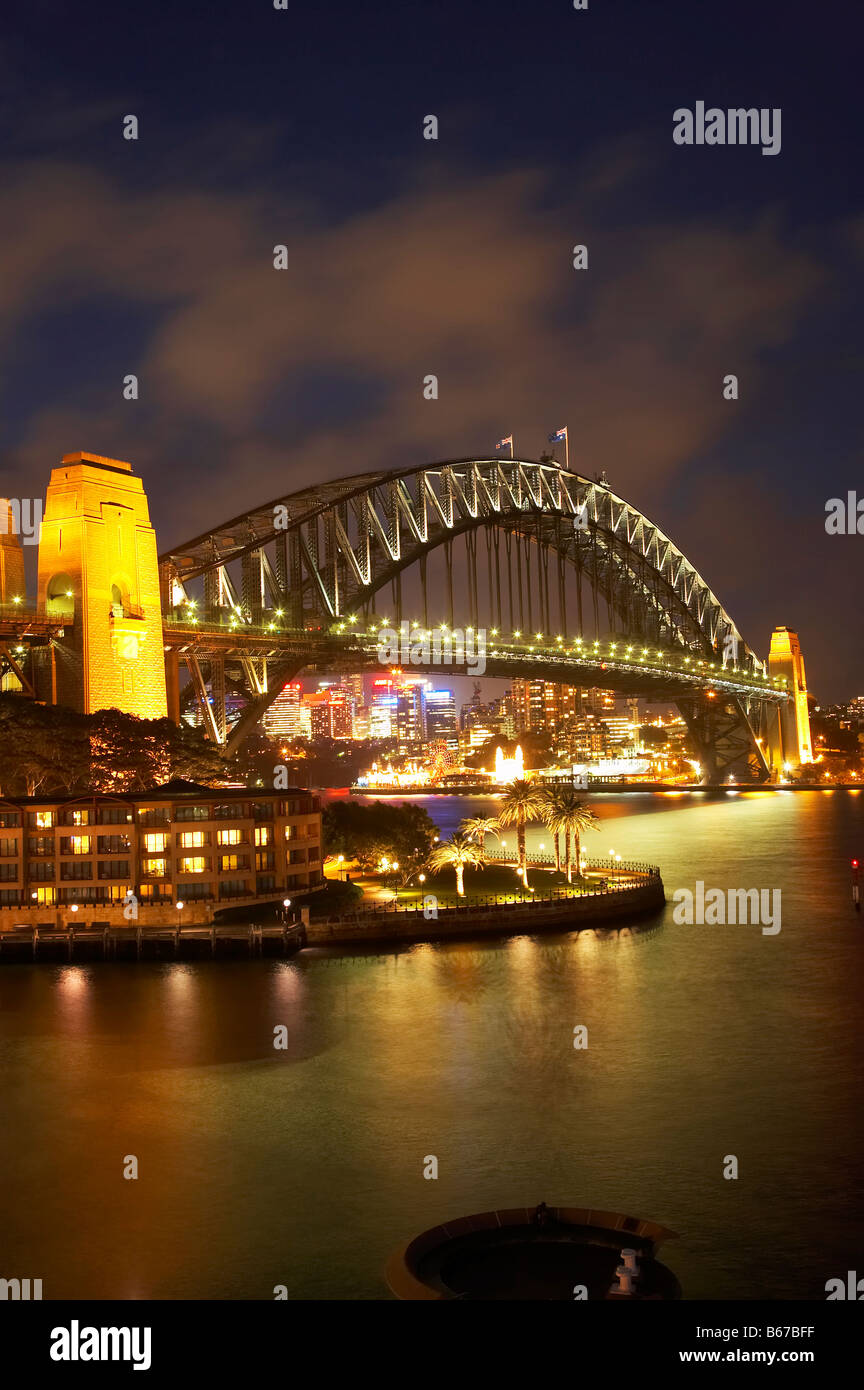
[307,859,664,945]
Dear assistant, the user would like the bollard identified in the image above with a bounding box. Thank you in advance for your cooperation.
[613,1248,640,1296]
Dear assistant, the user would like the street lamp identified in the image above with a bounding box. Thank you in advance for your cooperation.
[176,901,184,911]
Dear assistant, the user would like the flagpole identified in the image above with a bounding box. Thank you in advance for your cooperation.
[510,437,515,460]
[564,427,569,472]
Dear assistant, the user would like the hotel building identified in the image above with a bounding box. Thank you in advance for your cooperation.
[0,780,322,920]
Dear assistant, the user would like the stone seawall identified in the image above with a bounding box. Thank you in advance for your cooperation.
[307,878,665,945]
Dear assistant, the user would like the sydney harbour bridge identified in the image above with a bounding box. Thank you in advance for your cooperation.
[0,452,805,782]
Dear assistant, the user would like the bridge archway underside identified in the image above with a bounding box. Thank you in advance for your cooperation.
[159,459,782,778]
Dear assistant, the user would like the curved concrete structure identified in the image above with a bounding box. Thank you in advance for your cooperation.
[386,1205,680,1301]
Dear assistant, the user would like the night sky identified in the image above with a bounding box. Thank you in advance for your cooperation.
[1,0,862,699]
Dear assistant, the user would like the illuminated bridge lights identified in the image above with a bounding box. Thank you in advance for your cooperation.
[161,607,786,700]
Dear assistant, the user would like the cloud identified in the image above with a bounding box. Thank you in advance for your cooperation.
[0,148,830,659]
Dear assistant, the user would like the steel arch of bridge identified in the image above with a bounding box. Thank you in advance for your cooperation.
[159,458,777,776]
[161,458,757,663]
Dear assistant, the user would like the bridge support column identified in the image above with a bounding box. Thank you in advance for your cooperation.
[165,649,181,725]
[677,694,771,785]
[210,658,227,744]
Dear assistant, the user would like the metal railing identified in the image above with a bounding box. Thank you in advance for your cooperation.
[482,851,659,874]
[320,861,661,920]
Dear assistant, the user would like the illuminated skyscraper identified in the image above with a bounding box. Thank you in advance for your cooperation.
[425,688,458,743]
[264,681,307,738]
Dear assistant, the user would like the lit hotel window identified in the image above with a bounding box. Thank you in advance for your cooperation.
[32,886,55,905]
[178,856,206,874]
[35,811,54,829]
[254,826,271,847]
[143,858,166,877]
[180,831,205,849]
[144,833,168,853]
[220,854,239,872]
[217,829,241,846]
[70,836,91,855]
[70,809,90,826]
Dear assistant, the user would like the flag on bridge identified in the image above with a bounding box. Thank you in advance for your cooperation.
[496,435,514,457]
[547,426,569,469]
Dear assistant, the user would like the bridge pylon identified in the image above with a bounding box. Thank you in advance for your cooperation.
[767,627,813,772]
[35,453,168,720]
[0,501,26,603]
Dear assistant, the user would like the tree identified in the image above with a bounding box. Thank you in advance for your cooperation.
[497,778,546,887]
[428,832,486,897]
[0,694,229,797]
[322,799,438,871]
[460,815,499,851]
[0,696,90,795]
[538,789,564,870]
[544,788,599,882]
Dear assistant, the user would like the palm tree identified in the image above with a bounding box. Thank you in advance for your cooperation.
[546,788,599,883]
[538,788,564,870]
[428,832,486,897]
[460,815,500,853]
[497,778,546,887]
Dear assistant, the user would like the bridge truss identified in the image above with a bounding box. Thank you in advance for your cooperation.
[158,458,786,778]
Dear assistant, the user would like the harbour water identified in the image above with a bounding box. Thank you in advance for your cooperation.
[1,790,862,1300]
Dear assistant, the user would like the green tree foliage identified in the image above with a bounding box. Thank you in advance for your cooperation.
[0,695,230,796]
[322,799,438,870]
[541,787,599,882]
[497,778,546,887]
[428,831,486,896]
[459,815,500,851]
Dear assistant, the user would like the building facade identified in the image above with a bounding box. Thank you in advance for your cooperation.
[0,781,321,918]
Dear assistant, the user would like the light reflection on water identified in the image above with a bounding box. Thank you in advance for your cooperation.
[0,791,862,1300]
